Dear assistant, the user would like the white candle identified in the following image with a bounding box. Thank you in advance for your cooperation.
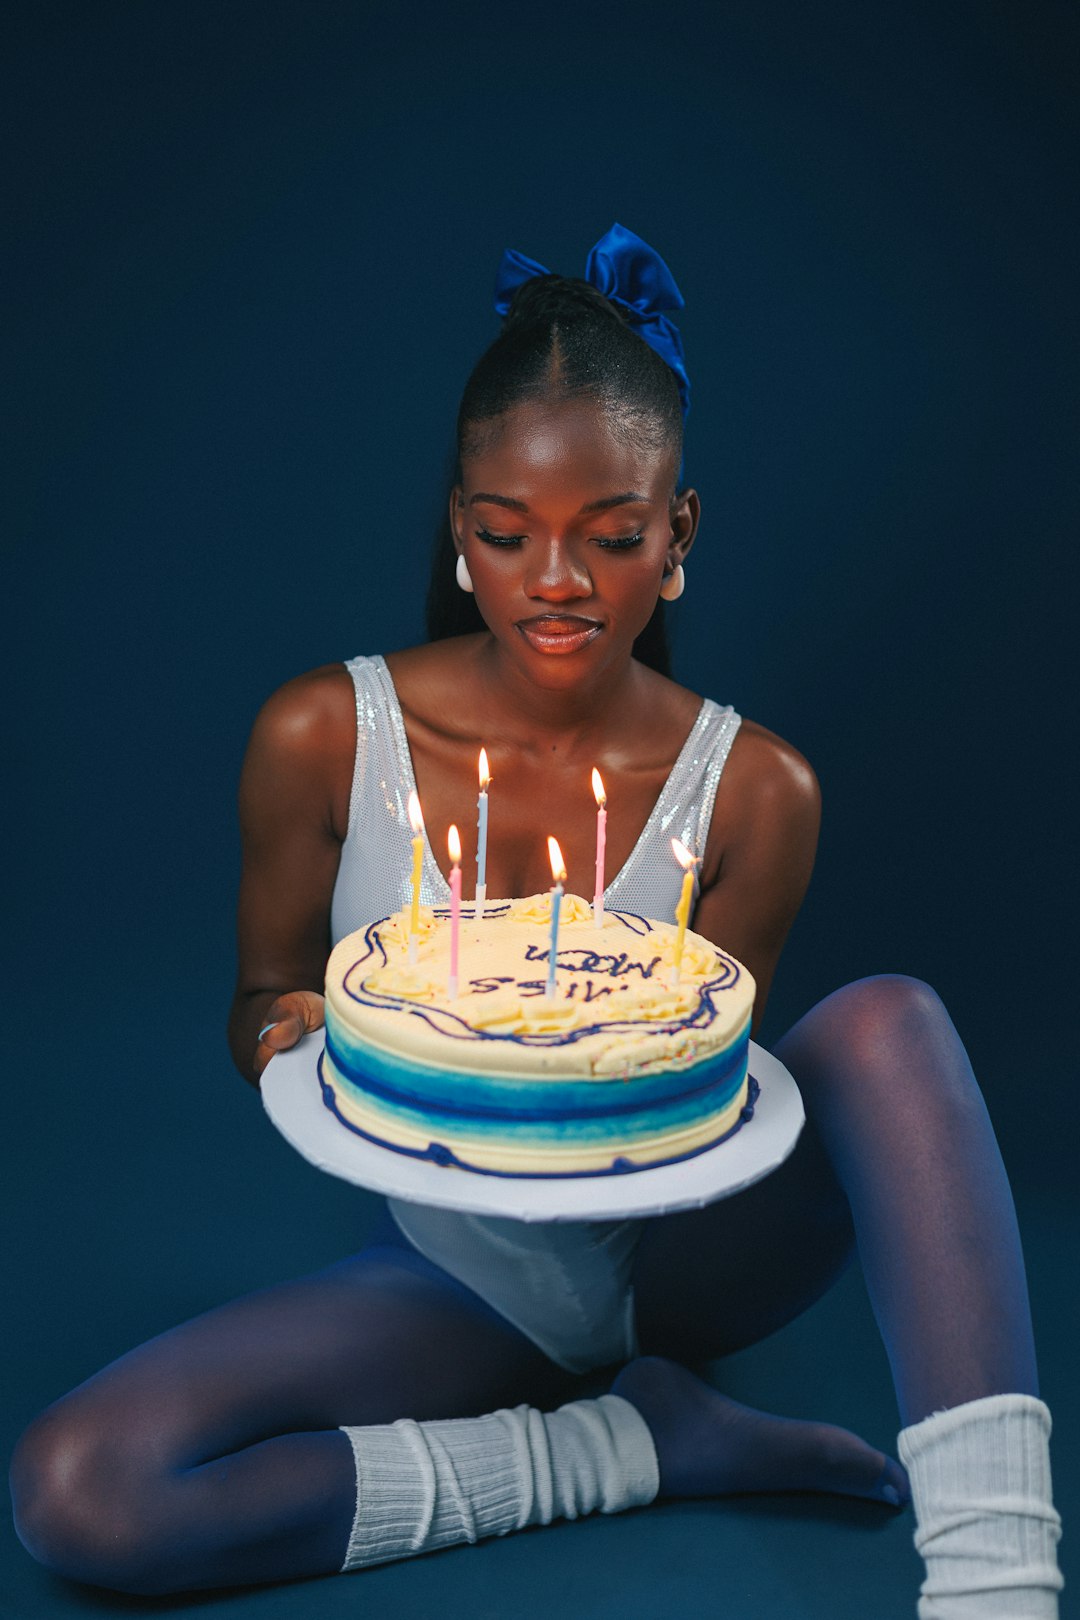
[448,824,462,998]
[591,767,607,928]
[407,790,425,967]
[546,835,566,1000]
[476,747,490,921]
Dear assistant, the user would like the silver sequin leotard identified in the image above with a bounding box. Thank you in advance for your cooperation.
[330,654,742,1372]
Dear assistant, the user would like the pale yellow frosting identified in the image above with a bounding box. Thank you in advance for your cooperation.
[325,896,754,1081]
[322,897,757,1174]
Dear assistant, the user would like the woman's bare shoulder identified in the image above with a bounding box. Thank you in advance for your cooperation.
[248,663,357,759]
[725,717,820,809]
[701,715,820,884]
[240,664,359,841]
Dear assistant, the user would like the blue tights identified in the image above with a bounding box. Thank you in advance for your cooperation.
[9,975,1038,1594]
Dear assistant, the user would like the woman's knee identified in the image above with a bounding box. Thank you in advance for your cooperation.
[778,973,980,1116]
[785,974,950,1065]
[10,1398,172,1595]
[822,972,949,1041]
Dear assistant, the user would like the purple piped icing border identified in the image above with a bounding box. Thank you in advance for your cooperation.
[317,1050,760,1180]
[339,903,746,1051]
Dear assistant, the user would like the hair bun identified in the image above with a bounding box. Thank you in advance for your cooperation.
[500,274,625,331]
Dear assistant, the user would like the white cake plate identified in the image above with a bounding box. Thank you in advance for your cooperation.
[262,1036,803,1218]
[262,1036,804,1223]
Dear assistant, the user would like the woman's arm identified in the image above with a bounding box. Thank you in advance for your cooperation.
[228,666,356,1088]
[691,722,821,1038]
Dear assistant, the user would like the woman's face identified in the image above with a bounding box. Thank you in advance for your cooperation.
[451,396,698,690]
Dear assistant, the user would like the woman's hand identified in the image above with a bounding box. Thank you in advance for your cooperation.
[254,991,326,1078]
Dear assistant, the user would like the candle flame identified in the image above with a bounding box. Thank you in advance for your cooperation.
[408,790,425,835]
[447,824,462,865]
[478,748,491,790]
[671,837,697,871]
[547,835,567,884]
[591,767,606,807]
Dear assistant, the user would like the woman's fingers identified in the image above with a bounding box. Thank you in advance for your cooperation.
[254,992,325,1075]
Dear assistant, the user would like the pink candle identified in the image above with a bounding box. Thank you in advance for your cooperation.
[591,768,607,928]
[448,825,462,998]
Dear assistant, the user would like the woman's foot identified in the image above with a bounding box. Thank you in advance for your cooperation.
[612,1356,909,1507]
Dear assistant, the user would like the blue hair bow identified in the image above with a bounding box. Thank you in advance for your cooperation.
[493,222,691,418]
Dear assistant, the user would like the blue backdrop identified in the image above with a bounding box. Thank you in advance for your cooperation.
[5,4,1077,1616]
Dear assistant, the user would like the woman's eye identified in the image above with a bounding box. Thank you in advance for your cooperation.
[596,532,646,550]
[474,528,646,550]
[475,527,524,547]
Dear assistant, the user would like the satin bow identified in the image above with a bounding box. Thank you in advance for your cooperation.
[493,222,690,417]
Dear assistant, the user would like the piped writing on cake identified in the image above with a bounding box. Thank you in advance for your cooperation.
[340,897,743,1052]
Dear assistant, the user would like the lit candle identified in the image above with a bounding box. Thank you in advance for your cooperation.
[546,835,567,1000]
[407,790,425,966]
[591,767,607,928]
[669,837,699,986]
[475,748,490,921]
[448,824,462,998]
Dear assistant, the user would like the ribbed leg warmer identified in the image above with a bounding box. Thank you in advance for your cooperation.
[339,1393,659,1570]
[899,1394,1063,1618]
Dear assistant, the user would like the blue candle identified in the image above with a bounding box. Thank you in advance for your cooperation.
[546,836,566,999]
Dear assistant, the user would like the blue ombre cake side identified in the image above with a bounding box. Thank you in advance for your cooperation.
[321,895,757,1175]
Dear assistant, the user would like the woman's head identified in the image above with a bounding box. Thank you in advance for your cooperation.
[427,265,694,676]
[458,274,683,479]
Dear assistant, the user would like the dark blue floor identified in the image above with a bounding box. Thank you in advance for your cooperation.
[4,970,1074,1618]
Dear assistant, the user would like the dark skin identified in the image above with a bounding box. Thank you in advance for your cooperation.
[228,396,821,1085]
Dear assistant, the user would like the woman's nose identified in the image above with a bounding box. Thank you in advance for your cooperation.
[524,541,593,601]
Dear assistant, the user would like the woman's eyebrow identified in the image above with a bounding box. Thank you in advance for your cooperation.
[579,492,650,514]
[470,493,530,511]
[469,491,650,513]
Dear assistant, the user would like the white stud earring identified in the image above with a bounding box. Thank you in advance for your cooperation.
[455,554,474,593]
[659,564,685,602]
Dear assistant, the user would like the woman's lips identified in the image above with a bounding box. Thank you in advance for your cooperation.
[515,616,603,655]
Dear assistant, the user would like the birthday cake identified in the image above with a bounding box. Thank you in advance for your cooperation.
[320,894,757,1177]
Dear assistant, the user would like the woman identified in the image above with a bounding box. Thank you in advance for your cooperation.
[10,226,1062,1614]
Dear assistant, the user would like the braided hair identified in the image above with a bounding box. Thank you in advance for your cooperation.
[425,274,685,676]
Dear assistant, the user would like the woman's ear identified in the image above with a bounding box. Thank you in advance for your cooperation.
[449,486,465,551]
[669,487,700,566]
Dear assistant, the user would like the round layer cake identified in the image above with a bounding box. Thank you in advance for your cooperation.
[321,894,757,1177]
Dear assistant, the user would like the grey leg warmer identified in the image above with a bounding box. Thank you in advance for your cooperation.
[339,1393,659,1570]
[899,1393,1063,1618]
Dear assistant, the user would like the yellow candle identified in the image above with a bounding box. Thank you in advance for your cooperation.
[670,838,698,985]
[407,790,425,957]
[409,836,424,934]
